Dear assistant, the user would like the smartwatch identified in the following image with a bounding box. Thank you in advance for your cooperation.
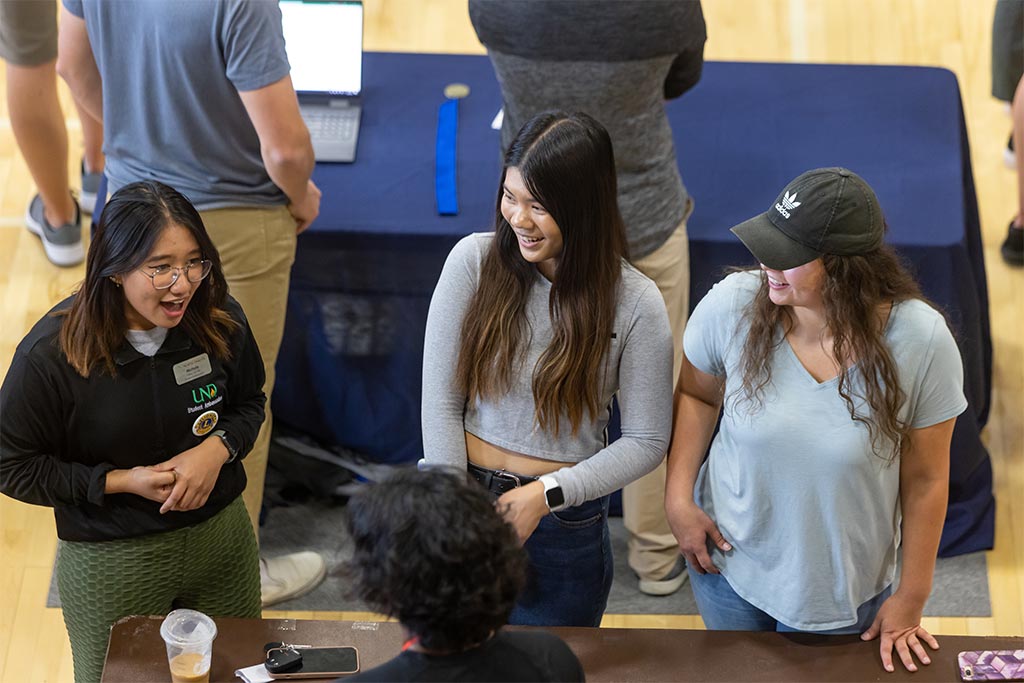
[538,475,566,512]
[210,429,240,463]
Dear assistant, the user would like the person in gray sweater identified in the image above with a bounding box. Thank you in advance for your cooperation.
[421,112,673,627]
[470,0,707,595]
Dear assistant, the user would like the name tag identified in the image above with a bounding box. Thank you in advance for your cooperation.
[173,354,213,385]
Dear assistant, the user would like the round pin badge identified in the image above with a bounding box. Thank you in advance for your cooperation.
[444,83,470,99]
[192,410,219,437]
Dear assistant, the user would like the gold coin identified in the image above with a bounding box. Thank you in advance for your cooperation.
[444,83,471,99]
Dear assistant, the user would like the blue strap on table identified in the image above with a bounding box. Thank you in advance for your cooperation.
[435,98,459,215]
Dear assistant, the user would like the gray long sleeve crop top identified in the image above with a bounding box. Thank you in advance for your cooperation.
[421,233,674,508]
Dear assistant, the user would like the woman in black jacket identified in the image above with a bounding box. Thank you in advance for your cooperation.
[0,181,266,683]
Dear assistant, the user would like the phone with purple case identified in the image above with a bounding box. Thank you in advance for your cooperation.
[959,650,1024,681]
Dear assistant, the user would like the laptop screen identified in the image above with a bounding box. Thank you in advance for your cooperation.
[280,0,363,96]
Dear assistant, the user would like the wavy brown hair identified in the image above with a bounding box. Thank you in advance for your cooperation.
[59,181,237,377]
[455,111,628,435]
[737,242,936,462]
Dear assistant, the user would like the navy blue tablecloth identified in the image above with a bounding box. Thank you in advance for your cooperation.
[273,53,994,556]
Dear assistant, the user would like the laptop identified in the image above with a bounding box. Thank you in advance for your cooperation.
[280,0,364,163]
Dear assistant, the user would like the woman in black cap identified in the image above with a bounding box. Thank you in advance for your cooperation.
[665,168,966,673]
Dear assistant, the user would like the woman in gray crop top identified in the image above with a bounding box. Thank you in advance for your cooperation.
[421,112,674,627]
[666,168,966,673]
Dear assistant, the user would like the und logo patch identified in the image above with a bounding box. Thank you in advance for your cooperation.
[192,410,219,436]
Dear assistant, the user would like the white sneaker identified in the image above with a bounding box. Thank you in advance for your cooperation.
[260,551,327,607]
[25,194,84,267]
[637,554,689,597]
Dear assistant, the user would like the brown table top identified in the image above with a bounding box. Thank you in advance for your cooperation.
[102,615,1023,682]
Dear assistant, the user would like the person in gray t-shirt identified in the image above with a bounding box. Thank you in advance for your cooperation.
[666,168,966,674]
[422,112,673,627]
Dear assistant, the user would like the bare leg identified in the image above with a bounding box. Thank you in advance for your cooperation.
[74,97,104,174]
[1013,74,1024,226]
[1003,74,1024,266]
[6,60,75,226]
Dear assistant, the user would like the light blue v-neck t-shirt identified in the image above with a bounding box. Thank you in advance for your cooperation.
[684,271,967,630]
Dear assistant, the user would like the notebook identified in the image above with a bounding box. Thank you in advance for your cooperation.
[280,0,363,163]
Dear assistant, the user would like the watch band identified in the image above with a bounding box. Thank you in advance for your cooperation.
[210,429,239,464]
[538,475,567,512]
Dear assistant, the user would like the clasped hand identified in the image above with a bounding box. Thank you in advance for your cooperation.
[146,439,229,514]
[117,440,226,516]
[117,466,175,503]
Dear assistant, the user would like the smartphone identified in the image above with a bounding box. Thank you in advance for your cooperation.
[267,646,360,679]
[959,650,1024,681]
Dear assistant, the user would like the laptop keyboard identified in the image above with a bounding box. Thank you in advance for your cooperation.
[304,108,359,143]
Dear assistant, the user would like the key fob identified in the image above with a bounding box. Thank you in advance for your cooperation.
[266,647,303,674]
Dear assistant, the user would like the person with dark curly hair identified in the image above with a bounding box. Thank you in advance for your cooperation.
[666,168,966,674]
[343,468,584,682]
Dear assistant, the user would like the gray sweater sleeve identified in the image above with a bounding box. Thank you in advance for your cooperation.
[552,281,674,507]
[420,236,480,468]
[421,236,674,508]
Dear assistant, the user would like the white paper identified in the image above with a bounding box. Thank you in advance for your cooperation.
[491,108,503,130]
[235,663,274,683]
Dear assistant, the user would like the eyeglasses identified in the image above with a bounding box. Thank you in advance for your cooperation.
[139,259,213,290]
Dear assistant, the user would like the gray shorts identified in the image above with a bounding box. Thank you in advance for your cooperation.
[0,0,58,67]
[992,0,1024,102]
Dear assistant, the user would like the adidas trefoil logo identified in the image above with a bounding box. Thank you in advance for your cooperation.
[775,191,801,218]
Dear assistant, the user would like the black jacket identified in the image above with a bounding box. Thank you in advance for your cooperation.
[0,295,265,542]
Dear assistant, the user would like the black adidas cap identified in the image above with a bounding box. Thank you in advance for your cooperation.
[730,167,884,270]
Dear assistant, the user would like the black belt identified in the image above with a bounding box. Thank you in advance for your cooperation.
[468,462,538,495]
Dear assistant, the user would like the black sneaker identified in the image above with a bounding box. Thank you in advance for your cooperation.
[1002,221,1023,266]
[25,194,84,267]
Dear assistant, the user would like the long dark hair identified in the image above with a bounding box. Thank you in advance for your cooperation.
[455,111,628,435]
[345,468,527,652]
[59,181,237,376]
[737,240,930,462]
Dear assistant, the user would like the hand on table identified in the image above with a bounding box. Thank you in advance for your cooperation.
[861,592,939,673]
[151,439,229,514]
[666,500,731,574]
[496,481,548,544]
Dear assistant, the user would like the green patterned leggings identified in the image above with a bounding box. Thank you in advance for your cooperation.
[57,497,261,683]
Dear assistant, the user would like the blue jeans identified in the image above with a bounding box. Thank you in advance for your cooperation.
[689,568,892,634]
[509,495,613,627]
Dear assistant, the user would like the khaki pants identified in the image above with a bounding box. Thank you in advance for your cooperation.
[200,205,297,535]
[624,209,690,581]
